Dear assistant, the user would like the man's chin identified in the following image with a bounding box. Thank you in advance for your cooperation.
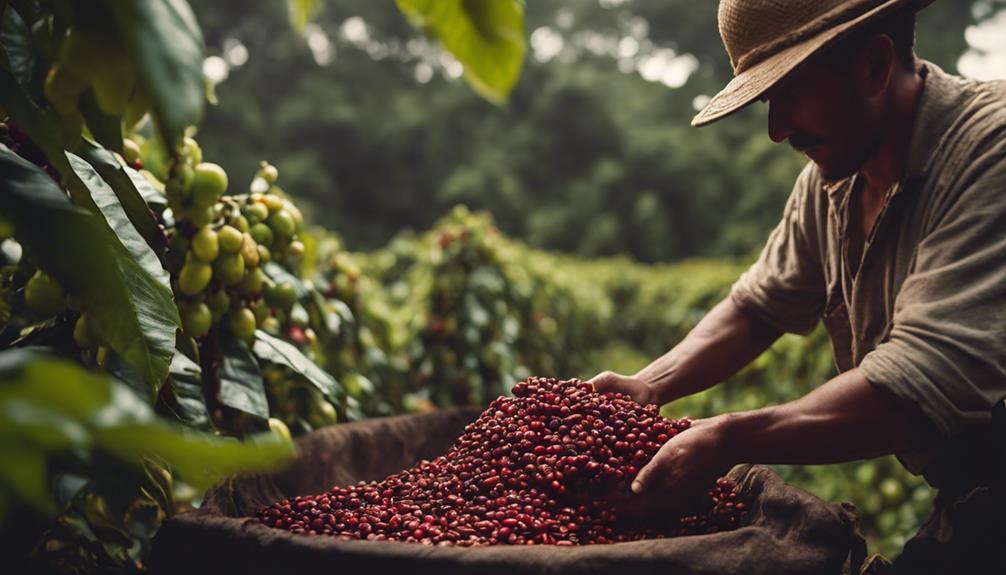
[814,158,860,183]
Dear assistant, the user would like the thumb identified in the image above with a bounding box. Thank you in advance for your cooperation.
[631,460,655,494]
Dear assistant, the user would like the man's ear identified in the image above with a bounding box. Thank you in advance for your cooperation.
[854,33,895,99]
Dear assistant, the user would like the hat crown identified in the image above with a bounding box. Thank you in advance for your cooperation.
[719,0,881,73]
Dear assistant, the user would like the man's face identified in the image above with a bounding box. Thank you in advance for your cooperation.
[762,56,884,181]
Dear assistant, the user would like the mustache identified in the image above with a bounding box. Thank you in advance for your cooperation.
[788,133,824,152]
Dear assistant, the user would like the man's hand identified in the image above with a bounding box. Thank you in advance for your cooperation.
[588,371,659,405]
[612,416,736,522]
[632,416,733,497]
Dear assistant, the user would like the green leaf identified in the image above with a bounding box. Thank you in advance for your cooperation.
[0,441,53,514]
[287,0,318,34]
[0,146,179,392]
[95,424,293,491]
[65,149,171,289]
[104,348,152,403]
[0,70,66,168]
[0,3,34,86]
[125,164,167,209]
[218,332,269,419]
[78,90,124,153]
[253,329,343,404]
[159,351,211,431]
[105,0,205,149]
[0,349,292,517]
[75,139,167,256]
[396,0,525,104]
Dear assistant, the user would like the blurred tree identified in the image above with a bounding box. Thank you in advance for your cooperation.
[191,0,1003,262]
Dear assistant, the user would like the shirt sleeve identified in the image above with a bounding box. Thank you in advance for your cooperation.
[860,160,1006,438]
[730,164,826,335]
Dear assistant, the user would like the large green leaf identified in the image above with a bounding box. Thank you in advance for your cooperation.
[253,329,343,404]
[0,146,179,392]
[67,151,160,276]
[96,424,293,491]
[396,0,525,104]
[78,90,124,153]
[159,351,211,431]
[105,0,205,149]
[75,140,167,255]
[0,349,293,520]
[218,332,269,419]
[0,3,34,85]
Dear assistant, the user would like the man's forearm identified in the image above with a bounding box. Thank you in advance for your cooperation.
[635,296,782,404]
[716,368,940,465]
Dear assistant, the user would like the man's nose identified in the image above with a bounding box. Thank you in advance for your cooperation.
[767,100,793,144]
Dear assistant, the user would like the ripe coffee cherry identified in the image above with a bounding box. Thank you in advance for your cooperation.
[215,253,245,286]
[179,301,212,337]
[228,307,257,342]
[191,226,219,263]
[178,260,212,295]
[191,162,228,208]
[25,270,66,316]
[218,225,244,253]
[269,210,297,238]
[73,314,100,349]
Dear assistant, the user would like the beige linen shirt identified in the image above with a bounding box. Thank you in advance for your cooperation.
[730,61,1006,474]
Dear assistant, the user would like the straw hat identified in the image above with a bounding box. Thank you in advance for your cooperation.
[692,0,936,127]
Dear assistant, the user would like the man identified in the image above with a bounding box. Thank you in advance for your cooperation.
[589,0,1006,572]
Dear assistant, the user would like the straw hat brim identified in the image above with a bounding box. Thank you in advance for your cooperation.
[692,0,936,127]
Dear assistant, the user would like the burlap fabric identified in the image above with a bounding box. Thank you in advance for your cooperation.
[150,409,867,575]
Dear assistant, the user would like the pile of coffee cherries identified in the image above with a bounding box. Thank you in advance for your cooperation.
[256,377,747,545]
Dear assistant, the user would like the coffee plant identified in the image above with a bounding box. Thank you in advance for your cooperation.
[0,0,527,571]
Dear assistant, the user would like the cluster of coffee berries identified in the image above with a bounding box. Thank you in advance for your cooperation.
[164,143,303,343]
[38,19,147,124]
[256,377,747,545]
[22,269,103,352]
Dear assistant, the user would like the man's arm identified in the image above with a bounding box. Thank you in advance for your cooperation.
[591,296,782,405]
[630,367,940,499]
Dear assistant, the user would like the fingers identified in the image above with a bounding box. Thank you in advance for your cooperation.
[632,457,656,494]
[587,371,619,393]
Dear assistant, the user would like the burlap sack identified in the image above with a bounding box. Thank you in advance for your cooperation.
[150,408,866,574]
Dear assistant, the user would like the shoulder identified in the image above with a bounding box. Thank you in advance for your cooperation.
[924,66,1006,178]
